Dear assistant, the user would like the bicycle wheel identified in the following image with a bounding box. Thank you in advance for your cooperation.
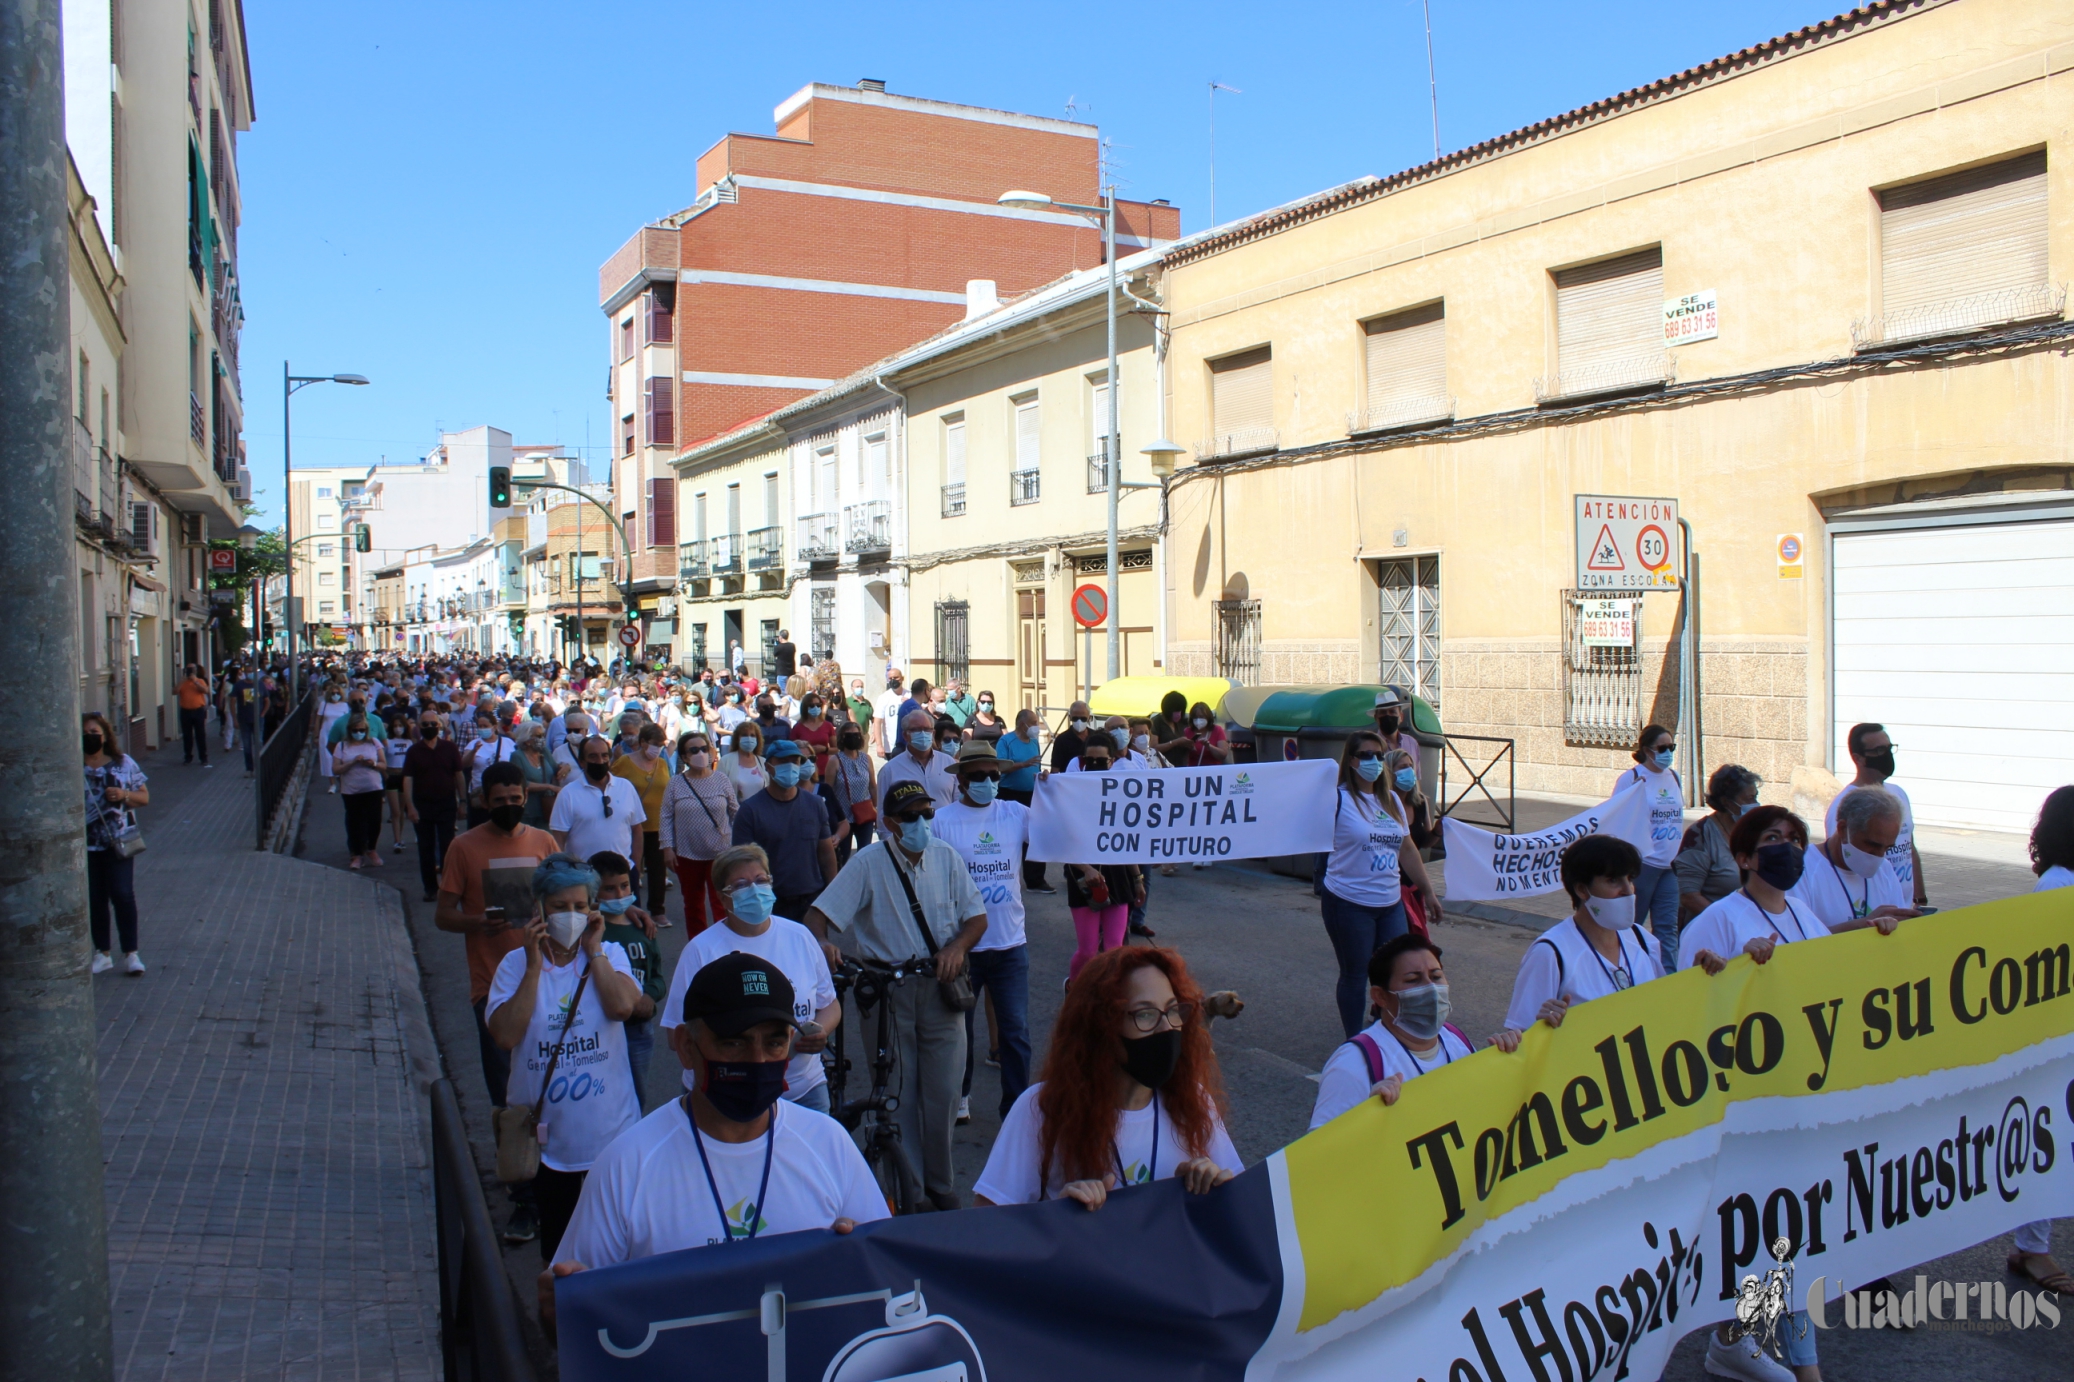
[866,1126,921,1216]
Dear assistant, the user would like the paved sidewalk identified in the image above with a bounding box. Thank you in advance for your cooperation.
[95,743,441,1380]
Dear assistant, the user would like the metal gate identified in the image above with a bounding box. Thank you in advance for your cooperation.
[1561,589,1643,747]
[934,600,970,685]
[809,587,836,661]
[1377,556,1442,710]
[1213,599,1261,683]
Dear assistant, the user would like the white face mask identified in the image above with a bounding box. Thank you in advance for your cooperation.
[545,910,588,949]
[1193,717,1209,730]
[1840,837,1886,879]
[1583,893,1638,931]
[1388,982,1451,1041]
[1132,734,1150,751]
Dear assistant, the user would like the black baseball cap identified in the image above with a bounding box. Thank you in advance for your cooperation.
[681,953,797,1036]
[884,780,933,818]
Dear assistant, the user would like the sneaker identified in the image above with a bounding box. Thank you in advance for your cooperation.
[1191,862,1207,870]
[502,1203,539,1245]
[1129,921,1156,939]
[1703,1330,1794,1382]
[349,857,363,871]
[203,762,213,769]
[90,951,114,975]
[985,1049,1000,1068]
[956,1096,971,1125]
[392,841,404,853]
[1028,882,1057,894]
[367,852,384,868]
[123,952,146,976]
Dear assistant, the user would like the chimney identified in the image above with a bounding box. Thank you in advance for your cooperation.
[858,78,887,92]
[964,280,999,320]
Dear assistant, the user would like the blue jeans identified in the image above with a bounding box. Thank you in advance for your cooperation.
[1319,889,1408,1038]
[961,944,1032,1117]
[624,1019,653,1108]
[790,1082,831,1114]
[1636,863,1682,966]
[1779,1309,1818,1367]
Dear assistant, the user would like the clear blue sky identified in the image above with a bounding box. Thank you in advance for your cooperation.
[238,0,1840,523]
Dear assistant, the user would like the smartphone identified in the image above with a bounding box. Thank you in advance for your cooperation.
[1914,905,1939,915]
[483,906,507,931]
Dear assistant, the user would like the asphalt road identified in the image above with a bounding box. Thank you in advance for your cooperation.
[293,780,2064,1379]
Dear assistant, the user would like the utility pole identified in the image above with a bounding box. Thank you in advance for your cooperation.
[0,3,118,1378]
[1102,183,1121,683]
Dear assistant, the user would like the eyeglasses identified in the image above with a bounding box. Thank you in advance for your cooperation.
[1126,1001,1195,1033]
[896,811,935,825]
[725,877,772,894]
[1352,751,1386,763]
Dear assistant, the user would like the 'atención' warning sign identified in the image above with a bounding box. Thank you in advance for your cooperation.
[1574,494,1680,591]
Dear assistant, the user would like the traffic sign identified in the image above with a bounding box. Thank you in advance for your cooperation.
[617,623,642,649]
[1574,495,1680,591]
[1071,583,1108,628]
[208,549,238,574]
[1777,532,1805,580]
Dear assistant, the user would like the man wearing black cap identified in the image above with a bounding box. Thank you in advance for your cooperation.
[806,779,986,1211]
[543,953,885,1318]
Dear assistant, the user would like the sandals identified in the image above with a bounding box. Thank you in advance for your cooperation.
[2008,1250,2074,1295]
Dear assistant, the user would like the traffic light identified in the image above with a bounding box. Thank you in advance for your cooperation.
[488,466,512,508]
[352,524,371,553]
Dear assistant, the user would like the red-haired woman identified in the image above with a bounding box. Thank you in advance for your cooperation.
[973,946,1241,1209]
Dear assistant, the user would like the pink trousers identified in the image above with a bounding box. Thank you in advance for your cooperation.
[1068,904,1130,981]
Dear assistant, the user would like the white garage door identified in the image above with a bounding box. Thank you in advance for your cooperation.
[1832,515,2074,834]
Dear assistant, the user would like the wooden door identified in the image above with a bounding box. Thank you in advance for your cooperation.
[1017,590,1046,713]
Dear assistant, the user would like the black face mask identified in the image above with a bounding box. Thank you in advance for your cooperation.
[1376,713,1400,734]
[421,725,440,740]
[487,804,526,832]
[1119,1028,1182,1091]
[83,734,102,757]
[701,1057,790,1123]
[583,760,611,782]
[1863,748,1895,779]
[1753,842,1806,890]
[840,736,863,751]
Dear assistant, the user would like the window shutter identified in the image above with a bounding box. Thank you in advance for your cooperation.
[647,285,675,345]
[1553,248,1664,394]
[1363,302,1449,427]
[817,446,838,510]
[1015,401,1040,472]
[647,478,675,548]
[1089,381,1111,452]
[1878,151,2048,335]
[864,433,888,498]
[646,377,674,448]
[1209,346,1273,452]
[764,473,779,525]
[944,421,967,485]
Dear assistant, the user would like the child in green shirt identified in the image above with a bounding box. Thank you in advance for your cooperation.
[586,851,666,1108]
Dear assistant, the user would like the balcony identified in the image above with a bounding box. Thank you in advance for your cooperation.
[678,540,707,582]
[1348,394,1456,435]
[1087,450,1111,494]
[189,392,207,446]
[844,501,890,554]
[941,483,966,518]
[1193,426,1279,461]
[797,512,840,562]
[1851,283,2067,350]
[1534,351,1674,405]
[708,533,741,576]
[1010,469,1041,506]
[746,526,782,572]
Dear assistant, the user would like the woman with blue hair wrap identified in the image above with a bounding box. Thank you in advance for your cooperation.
[484,851,644,1260]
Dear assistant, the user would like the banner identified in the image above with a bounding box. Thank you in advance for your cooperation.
[1025,758,1337,865]
[556,893,2074,1381]
[1440,781,1653,901]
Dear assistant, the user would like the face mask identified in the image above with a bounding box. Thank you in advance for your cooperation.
[1110,728,1130,749]
[671,697,684,707]
[639,744,660,760]
[965,779,999,806]
[897,817,932,852]
[736,739,759,755]
[478,726,498,741]
[1084,759,1110,774]
[1119,1027,1182,1091]
[1394,768,1419,791]
[700,1057,789,1123]
[597,894,636,916]
[1072,718,1089,732]
[1732,801,1755,820]
[804,705,821,718]
[488,804,526,832]
[1354,757,1385,782]
[1754,842,1806,890]
[1864,748,1896,779]
[840,737,862,751]
[83,734,102,756]
[349,729,369,741]
[909,732,934,754]
[1193,717,1209,730]
[978,701,993,712]
[583,760,611,782]
[1389,982,1451,1042]
[1376,713,1400,734]
[422,725,441,740]
[1583,893,1638,931]
[729,882,776,926]
[729,694,742,705]
[545,910,588,949]
[1840,838,1886,879]
[770,763,804,789]
[686,751,710,768]
[1651,749,1675,770]
[1132,734,1150,751]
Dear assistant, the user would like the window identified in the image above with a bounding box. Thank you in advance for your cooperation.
[1206,347,1274,457]
[863,431,888,497]
[726,482,741,535]
[942,414,966,517]
[934,600,970,684]
[318,515,335,530]
[318,571,334,586]
[319,601,335,616]
[317,543,333,558]
[646,377,673,447]
[694,492,708,543]
[1359,302,1450,431]
[1012,394,1040,471]
[78,352,89,423]
[621,414,635,457]
[816,444,838,512]
[1866,151,2053,346]
[619,315,634,359]
[1545,248,1666,400]
[760,619,780,674]
[316,486,332,498]
[1213,599,1261,682]
[645,285,674,345]
[646,478,675,547]
[1377,556,1442,710]
[810,587,836,661]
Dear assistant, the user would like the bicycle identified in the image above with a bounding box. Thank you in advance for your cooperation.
[824,956,924,1216]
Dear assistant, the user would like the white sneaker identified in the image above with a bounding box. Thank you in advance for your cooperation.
[1704,1330,1793,1382]
[90,951,114,974]
[123,952,146,976]
[956,1096,971,1125]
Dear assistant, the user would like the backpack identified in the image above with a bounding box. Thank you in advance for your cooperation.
[1348,1024,1471,1083]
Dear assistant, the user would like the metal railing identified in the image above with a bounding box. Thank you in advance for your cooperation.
[1851,282,2066,350]
[1437,733,1516,832]
[940,483,966,518]
[1534,351,1675,404]
[797,512,839,561]
[746,526,782,572]
[1010,469,1041,506]
[678,541,707,581]
[431,1080,538,1382]
[255,686,317,850]
[1087,449,1112,493]
[707,533,741,575]
[1348,394,1455,435]
[189,391,207,445]
[1194,426,1278,460]
[844,500,890,553]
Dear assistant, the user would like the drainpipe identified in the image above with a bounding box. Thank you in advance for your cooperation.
[1679,517,1703,807]
[872,374,907,672]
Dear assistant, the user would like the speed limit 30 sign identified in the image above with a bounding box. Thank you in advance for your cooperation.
[1575,494,1680,592]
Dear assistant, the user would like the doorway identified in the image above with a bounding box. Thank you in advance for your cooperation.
[1017,589,1047,713]
[723,609,743,672]
[1376,556,1442,709]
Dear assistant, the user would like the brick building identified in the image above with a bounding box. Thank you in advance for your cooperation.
[598,78,1179,625]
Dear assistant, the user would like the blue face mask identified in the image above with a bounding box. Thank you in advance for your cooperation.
[1354,757,1385,782]
[729,882,776,926]
[770,762,804,789]
[909,731,934,754]
[965,779,999,805]
[898,817,932,853]
[1110,728,1130,749]
[1652,748,1675,770]
[1394,768,1419,791]
[597,894,636,916]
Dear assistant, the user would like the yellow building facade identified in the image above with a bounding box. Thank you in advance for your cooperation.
[1156,0,2073,831]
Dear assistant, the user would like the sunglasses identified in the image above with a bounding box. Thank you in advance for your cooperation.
[1353,751,1386,763]
[963,771,1002,783]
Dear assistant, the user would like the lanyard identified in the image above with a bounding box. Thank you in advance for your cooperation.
[1742,890,1813,942]
[1383,1024,1453,1073]
[1585,930,1636,992]
[684,1097,776,1245]
[1825,854,1870,920]
[1114,1093,1159,1187]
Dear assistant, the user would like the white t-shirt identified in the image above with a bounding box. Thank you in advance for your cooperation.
[1792,844,1909,930]
[1677,889,1829,971]
[1321,788,1407,907]
[2038,866,2074,892]
[1309,1021,1475,1130]
[872,690,906,754]
[547,774,645,861]
[660,917,834,1101]
[1614,764,1685,868]
[552,1098,888,1266]
[465,735,518,794]
[1825,782,1917,894]
[876,748,960,810]
[933,800,1030,951]
[485,945,642,1173]
[973,1083,1243,1204]
[1502,917,1666,1033]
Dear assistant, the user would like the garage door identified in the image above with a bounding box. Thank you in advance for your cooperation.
[1832,514,2074,833]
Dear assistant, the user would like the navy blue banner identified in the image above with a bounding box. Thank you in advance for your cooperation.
[557,1168,1285,1381]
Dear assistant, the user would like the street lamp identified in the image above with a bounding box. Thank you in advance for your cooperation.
[998,186,1134,682]
[283,363,369,702]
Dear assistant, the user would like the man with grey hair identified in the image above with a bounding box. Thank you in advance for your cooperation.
[549,735,645,862]
[1795,785,1918,930]
[876,708,959,811]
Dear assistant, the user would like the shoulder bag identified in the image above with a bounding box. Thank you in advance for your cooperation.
[889,851,975,1013]
[493,965,592,1183]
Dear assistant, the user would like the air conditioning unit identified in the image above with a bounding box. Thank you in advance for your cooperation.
[130,501,157,555]
[232,466,253,503]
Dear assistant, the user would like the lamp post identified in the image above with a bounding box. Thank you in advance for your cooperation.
[282,364,368,703]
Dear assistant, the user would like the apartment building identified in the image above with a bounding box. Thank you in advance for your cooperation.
[602,79,1179,639]
[520,486,626,663]
[287,466,363,640]
[1155,0,2071,831]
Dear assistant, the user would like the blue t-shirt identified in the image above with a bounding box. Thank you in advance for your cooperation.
[999,729,1042,793]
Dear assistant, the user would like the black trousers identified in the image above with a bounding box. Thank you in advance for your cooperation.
[776,890,822,927]
[415,800,458,896]
[343,790,385,855]
[640,831,667,913]
[535,1165,587,1261]
[179,707,209,762]
[87,849,139,954]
